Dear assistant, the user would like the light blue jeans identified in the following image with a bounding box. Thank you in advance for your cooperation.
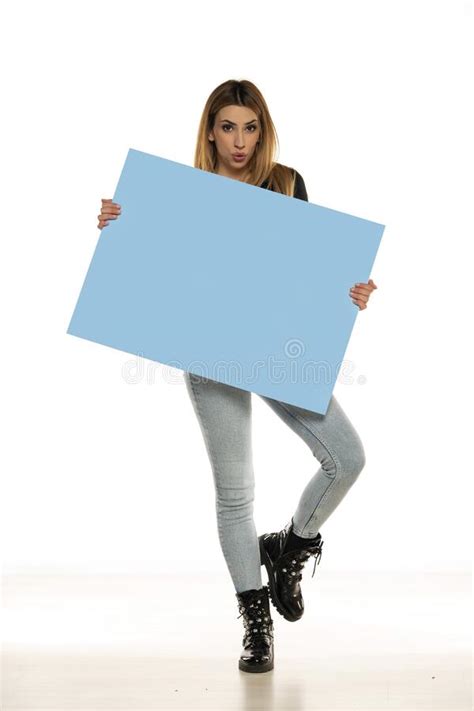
[184,372,366,593]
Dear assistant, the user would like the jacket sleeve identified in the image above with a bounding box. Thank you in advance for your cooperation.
[293,170,308,202]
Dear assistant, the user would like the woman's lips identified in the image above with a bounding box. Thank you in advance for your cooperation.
[232,154,246,161]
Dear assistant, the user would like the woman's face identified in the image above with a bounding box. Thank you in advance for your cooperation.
[208,105,261,179]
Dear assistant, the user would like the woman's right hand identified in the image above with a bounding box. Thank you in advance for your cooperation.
[97,199,121,229]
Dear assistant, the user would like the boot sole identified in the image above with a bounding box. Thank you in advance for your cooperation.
[258,535,301,623]
[238,657,274,673]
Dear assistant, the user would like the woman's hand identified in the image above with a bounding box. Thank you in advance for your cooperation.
[97,198,121,229]
[349,278,377,310]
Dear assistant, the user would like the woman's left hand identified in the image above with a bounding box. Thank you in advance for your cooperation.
[349,278,378,310]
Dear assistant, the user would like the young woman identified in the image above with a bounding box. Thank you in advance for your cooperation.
[97,79,378,674]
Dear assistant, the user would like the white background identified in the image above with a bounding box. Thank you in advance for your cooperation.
[1,0,472,575]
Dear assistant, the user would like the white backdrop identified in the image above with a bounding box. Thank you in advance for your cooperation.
[1,0,472,575]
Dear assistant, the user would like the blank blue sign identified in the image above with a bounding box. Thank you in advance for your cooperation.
[67,148,385,414]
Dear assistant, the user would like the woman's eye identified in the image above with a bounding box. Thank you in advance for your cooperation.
[222,125,257,132]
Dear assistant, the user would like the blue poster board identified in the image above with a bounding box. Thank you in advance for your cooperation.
[67,148,384,414]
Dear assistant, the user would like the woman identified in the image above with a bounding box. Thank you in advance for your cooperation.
[97,79,377,674]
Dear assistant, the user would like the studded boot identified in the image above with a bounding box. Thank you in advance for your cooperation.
[259,519,324,622]
[235,585,274,673]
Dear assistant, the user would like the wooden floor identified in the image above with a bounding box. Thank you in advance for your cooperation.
[2,569,471,710]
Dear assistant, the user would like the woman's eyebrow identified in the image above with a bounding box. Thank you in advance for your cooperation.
[220,119,258,125]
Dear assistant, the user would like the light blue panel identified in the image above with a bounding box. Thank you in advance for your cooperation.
[67,148,385,414]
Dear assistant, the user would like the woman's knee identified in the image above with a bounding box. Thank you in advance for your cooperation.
[215,465,255,509]
[216,484,255,525]
[216,485,255,508]
[339,435,366,479]
[312,433,365,480]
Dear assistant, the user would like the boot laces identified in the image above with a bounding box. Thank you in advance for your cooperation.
[280,538,324,583]
[236,592,273,645]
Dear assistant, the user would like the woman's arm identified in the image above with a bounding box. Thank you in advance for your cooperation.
[293,170,308,202]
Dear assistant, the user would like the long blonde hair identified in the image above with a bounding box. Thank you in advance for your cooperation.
[194,79,297,197]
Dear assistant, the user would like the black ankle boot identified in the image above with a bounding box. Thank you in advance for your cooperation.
[259,519,324,622]
[235,585,274,673]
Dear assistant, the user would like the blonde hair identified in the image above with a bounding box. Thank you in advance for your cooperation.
[194,79,297,197]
